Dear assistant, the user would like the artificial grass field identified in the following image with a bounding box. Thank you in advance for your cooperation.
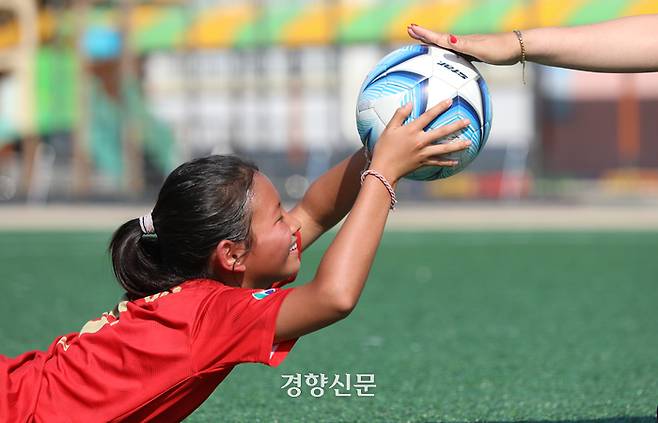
[1,230,657,422]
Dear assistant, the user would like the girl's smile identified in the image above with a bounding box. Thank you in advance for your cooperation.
[235,172,301,289]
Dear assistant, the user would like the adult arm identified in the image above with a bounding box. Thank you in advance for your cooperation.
[407,15,658,73]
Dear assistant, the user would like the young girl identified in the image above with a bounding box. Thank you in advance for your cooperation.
[1,100,470,422]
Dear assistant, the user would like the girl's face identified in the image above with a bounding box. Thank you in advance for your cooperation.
[241,172,301,288]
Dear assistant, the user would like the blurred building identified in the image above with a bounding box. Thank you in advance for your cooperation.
[0,0,657,203]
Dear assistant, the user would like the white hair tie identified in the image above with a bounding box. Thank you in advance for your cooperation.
[138,212,155,235]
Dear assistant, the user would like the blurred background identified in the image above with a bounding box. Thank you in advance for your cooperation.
[0,0,657,207]
[2,4,657,420]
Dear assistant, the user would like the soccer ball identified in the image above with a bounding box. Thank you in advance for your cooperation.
[356,44,492,180]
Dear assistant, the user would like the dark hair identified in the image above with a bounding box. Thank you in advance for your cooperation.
[109,155,259,299]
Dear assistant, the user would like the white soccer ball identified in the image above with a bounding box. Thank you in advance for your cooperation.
[356,44,493,180]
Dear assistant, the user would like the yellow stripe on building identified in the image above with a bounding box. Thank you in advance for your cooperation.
[427,0,474,31]
[131,5,164,30]
[0,10,55,50]
[624,0,658,16]
[385,0,424,40]
[386,0,427,40]
[0,21,19,49]
[427,173,479,199]
[387,0,473,39]
[501,2,534,31]
[282,2,337,46]
[185,4,255,48]
[335,3,369,32]
[533,0,590,27]
[38,10,55,41]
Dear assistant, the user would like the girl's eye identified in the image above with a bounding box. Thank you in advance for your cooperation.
[277,215,284,223]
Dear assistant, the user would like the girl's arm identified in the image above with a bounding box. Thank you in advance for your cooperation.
[288,149,368,252]
[290,145,460,251]
[274,100,471,343]
[407,15,658,73]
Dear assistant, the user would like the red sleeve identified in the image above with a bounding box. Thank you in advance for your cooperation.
[191,286,298,371]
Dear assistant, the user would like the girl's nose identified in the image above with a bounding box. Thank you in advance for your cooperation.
[285,212,301,233]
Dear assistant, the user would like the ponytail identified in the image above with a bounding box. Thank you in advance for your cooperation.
[109,155,258,299]
[109,219,170,299]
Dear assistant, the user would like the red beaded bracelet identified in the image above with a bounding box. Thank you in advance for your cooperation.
[360,169,397,210]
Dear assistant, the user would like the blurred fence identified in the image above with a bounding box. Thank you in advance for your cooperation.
[0,0,657,204]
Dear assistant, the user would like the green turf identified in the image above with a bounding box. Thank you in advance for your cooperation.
[1,231,657,422]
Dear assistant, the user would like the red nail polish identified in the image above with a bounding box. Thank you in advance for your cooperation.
[449,34,458,44]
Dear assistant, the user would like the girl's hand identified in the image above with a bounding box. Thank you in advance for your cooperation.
[369,99,471,184]
[407,24,520,65]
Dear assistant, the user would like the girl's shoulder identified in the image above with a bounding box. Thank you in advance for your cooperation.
[126,279,231,309]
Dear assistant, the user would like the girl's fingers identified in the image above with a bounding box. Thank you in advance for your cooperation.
[424,159,459,167]
[422,119,470,145]
[412,99,453,130]
[423,139,471,157]
[388,102,413,128]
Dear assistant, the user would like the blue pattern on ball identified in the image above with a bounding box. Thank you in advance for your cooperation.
[477,76,493,148]
[356,45,493,181]
[359,71,427,107]
[359,44,429,93]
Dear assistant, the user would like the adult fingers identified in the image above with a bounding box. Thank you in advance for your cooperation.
[408,25,481,62]
[407,25,451,49]
[411,98,453,131]
[388,102,413,128]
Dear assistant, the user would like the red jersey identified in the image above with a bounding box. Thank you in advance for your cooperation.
[0,232,302,422]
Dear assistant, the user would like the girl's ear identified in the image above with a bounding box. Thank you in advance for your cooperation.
[214,240,248,273]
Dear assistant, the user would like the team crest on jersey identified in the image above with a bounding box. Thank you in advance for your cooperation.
[252,288,276,300]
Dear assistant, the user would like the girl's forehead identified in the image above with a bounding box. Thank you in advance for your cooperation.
[251,173,281,211]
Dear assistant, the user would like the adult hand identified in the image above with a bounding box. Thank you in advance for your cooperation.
[407,24,521,65]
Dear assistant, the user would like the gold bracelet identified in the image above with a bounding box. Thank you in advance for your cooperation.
[513,29,526,85]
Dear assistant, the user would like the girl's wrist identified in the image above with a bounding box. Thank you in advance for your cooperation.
[368,159,399,187]
[360,169,398,210]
